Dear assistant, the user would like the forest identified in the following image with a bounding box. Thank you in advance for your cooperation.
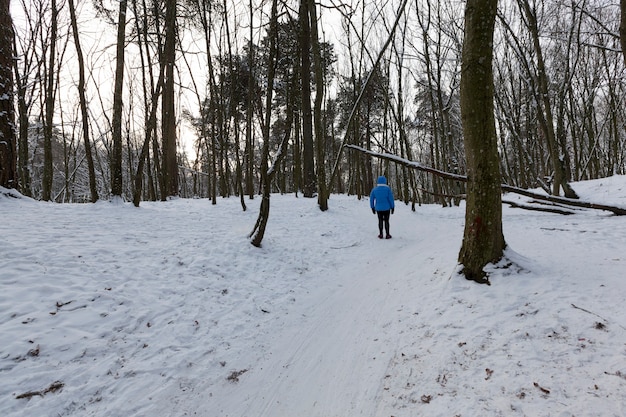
[0,0,625,208]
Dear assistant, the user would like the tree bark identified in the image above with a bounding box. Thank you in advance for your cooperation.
[458,0,505,283]
[0,0,16,189]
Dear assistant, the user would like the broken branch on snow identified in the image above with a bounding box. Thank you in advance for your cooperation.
[346,145,626,216]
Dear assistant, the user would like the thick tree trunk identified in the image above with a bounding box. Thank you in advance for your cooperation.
[458,0,505,284]
[0,1,16,189]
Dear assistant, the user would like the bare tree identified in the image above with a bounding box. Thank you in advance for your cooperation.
[458,0,505,284]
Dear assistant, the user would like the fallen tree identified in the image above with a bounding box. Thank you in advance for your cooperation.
[346,145,626,216]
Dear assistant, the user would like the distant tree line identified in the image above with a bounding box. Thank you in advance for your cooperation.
[0,0,625,207]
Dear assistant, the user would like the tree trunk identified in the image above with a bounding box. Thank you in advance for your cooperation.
[42,0,58,201]
[133,66,164,207]
[0,0,16,189]
[308,0,327,211]
[111,0,127,199]
[250,0,279,247]
[12,22,32,196]
[222,0,246,210]
[518,0,577,199]
[300,0,316,198]
[458,0,505,284]
[161,0,178,199]
[245,0,255,199]
[68,0,98,202]
[131,0,161,206]
[619,0,626,64]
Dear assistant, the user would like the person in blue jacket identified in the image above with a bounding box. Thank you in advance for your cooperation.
[369,175,395,239]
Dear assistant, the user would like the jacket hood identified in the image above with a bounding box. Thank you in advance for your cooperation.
[377,176,387,185]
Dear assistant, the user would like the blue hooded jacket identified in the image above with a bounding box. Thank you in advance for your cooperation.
[370,176,395,212]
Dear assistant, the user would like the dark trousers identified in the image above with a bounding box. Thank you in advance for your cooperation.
[377,210,390,235]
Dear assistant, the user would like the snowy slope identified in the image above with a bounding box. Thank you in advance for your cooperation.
[1,177,626,416]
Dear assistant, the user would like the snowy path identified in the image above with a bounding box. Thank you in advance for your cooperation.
[156,203,464,417]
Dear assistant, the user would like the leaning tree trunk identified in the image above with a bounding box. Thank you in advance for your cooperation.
[458,0,505,284]
[0,1,16,189]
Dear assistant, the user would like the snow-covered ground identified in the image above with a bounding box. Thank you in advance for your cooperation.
[1,177,626,417]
